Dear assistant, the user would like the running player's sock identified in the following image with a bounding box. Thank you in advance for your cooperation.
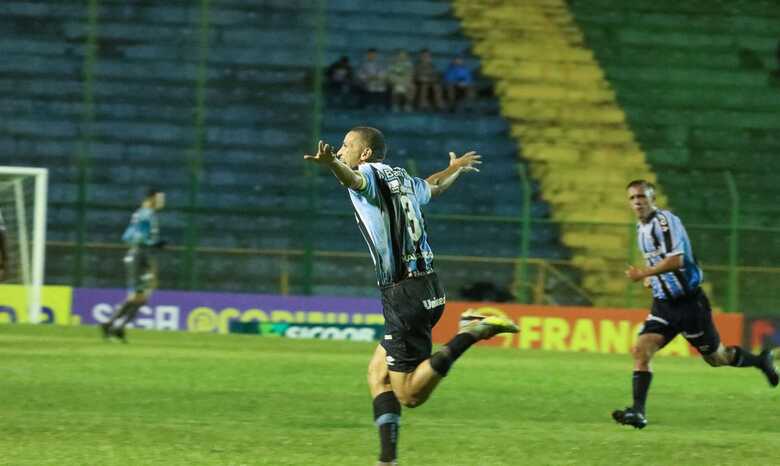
[373,391,401,463]
[632,371,653,415]
[728,346,762,367]
[122,304,143,326]
[112,302,141,330]
[429,333,477,376]
[105,302,131,327]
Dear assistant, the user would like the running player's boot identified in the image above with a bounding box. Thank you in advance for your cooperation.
[759,349,778,387]
[115,327,128,343]
[458,309,486,328]
[100,322,111,340]
[612,407,648,429]
[458,311,518,340]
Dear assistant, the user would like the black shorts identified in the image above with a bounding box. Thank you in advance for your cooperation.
[380,273,445,373]
[639,288,721,355]
[124,247,156,296]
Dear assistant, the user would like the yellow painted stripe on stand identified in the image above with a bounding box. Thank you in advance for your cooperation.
[453,0,666,306]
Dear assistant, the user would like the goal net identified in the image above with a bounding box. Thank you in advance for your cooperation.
[0,167,48,323]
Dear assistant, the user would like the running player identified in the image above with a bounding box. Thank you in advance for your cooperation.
[101,188,165,342]
[304,127,518,466]
[612,180,778,429]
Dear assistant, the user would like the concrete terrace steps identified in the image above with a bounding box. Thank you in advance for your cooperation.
[0,74,313,108]
[647,126,780,151]
[574,12,780,38]
[568,0,780,313]
[569,0,780,18]
[323,111,509,136]
[0,117,311,151]
[588,46,774,71]
[616,87,780,112]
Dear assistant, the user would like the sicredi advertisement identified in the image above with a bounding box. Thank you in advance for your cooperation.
[71,288,384,333]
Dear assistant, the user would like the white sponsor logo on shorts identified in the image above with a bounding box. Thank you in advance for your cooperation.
[423,296,446,310]
[385,355,395,366]
[384,334,392,340]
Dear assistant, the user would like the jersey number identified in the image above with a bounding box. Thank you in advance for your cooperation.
[400,195,423,242]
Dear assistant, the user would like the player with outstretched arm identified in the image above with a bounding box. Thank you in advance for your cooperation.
[305,127,518,466]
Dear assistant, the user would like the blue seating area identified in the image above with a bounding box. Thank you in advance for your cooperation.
[0,0,569,298]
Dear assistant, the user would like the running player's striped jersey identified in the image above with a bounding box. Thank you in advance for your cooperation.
[121,207,159,247]
[348,162,434,287]
[636,209,702,300]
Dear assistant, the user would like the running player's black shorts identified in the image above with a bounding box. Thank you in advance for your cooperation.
[639,288,721,355]
[380,273,445,373]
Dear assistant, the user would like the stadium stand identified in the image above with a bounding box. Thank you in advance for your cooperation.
[0,0,571,301]
[454,0,780,312]
[567,0,780,312]
[453,0,665,307]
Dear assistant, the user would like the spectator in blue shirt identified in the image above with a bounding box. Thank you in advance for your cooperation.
[443,55,476,113]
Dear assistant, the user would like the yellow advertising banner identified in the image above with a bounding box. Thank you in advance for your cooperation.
[0,285,73,324]
[433,302,744,357]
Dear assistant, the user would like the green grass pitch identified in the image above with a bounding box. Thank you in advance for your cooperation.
[1,324,777,465]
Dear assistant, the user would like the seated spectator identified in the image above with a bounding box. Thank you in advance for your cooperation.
[325,56,355,107]
[414,49,445,111]
[357,48,388,110]
[387,49,415,112]
[443,55,476,113]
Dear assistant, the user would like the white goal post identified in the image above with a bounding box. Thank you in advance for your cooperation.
[0,166,48,323]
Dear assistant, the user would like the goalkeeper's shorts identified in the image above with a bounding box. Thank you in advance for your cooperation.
[124,247,156,296]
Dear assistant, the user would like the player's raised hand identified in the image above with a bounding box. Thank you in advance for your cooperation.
[304,140,337,165]
[448,151,481,173]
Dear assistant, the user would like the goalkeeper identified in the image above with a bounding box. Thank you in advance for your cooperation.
[101,188,166,341]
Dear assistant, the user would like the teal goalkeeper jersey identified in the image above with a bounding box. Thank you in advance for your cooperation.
[121,207,159,247]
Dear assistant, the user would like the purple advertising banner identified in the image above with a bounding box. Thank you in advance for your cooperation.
[72,288,384,333]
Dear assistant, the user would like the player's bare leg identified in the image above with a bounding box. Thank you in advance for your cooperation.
[613,333,664,429]
[368,315,517,465]
[388,314,518,408]
[368,345,401,466]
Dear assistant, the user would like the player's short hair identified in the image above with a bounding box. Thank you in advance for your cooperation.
[350,126,387,162]
[146,187,162,199]
[626,179,655,198]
